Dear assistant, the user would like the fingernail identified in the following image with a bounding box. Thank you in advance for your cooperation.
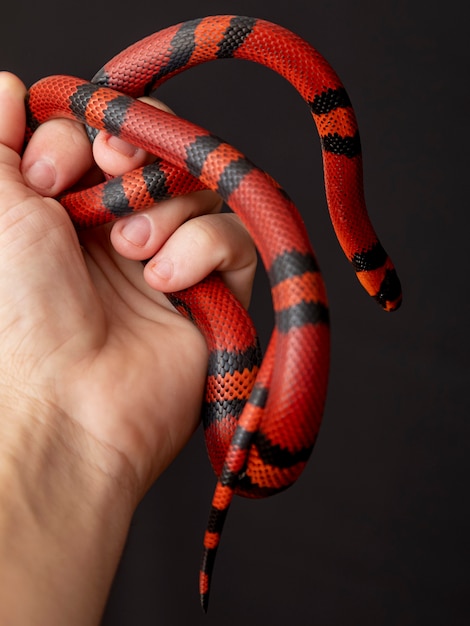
[150,258,173,280]
[23,159,56,192]
[107,134,139,157]
[121,214,151,247]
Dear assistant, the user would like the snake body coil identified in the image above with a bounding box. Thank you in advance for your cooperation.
[26,15,402,610]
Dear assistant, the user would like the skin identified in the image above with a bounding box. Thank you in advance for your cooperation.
[0,71,257,624]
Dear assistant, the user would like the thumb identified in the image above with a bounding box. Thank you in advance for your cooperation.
[0,72,26,155]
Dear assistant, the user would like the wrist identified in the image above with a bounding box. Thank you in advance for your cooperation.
[0,386,136,625]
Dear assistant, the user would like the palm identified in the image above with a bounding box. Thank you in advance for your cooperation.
[0,148,207,493]
[70,227,208,490]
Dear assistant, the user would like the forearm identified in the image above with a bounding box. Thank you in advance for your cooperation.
[0,391,135,626]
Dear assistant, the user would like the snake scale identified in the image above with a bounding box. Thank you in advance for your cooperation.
[25,15,402,610]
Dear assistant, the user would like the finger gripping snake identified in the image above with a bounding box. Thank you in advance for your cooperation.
[25,15,402,611]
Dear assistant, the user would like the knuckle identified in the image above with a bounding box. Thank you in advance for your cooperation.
[189,215,221,249]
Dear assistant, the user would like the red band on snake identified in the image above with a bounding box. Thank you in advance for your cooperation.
[25,15,402,611]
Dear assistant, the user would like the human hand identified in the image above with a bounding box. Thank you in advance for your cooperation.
[0,70,257,494]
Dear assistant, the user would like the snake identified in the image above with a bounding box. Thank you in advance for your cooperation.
[25,15,402,611]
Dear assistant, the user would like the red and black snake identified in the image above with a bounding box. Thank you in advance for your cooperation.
[25,15,402,610]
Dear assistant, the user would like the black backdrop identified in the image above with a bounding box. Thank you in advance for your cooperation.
[2,1,468,624]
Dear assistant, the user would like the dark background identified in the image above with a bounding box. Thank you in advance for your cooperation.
[2,0,468,624]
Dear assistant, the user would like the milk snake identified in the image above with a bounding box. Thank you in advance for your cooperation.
[25,15,402,610]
